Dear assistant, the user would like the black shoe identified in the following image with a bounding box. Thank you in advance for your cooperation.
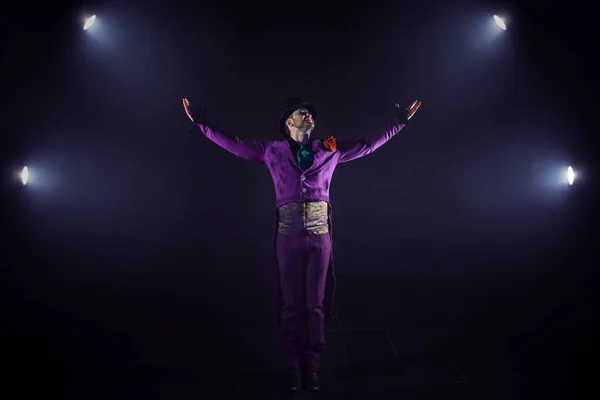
[287,372,301,392]
[306,372,321,391]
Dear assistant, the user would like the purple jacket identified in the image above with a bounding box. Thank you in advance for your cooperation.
[197,120,407,207]
[196,119,407,323]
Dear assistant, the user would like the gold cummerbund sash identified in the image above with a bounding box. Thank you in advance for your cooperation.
[278,201,329,235]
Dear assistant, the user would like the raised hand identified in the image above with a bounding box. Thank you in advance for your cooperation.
[406,100,421,120]
[182,97,195,122]
[183,97,208,123]
[395,99,422,121]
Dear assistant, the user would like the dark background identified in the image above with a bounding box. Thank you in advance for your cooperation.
[2,0,596,398]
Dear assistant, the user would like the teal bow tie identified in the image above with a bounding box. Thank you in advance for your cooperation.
[297,144,314,170]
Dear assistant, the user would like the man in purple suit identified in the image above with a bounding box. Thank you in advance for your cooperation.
[182,97,421,391]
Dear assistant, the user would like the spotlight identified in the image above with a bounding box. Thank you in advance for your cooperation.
[20,166,29,185]
[567,166,575,185]
[83,15,96,31]
[493,15,507,30]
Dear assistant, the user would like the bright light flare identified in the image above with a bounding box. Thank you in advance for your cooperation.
[567,166,575,185]
[493,15,507,30]
[20,166,29,185]
[83,15,96,30]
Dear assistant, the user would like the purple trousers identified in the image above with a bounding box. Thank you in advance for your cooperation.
[276,231,332,373]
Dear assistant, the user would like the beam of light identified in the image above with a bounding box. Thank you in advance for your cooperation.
[83,15,96,30]
[567,166,575,185]
[20,166,29,185]
[493,15,507,30]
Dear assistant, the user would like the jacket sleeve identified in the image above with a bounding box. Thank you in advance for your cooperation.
[197,122,270,163]
[337,120,407,163]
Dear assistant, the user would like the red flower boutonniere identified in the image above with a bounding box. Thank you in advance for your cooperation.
[323,136,337,151]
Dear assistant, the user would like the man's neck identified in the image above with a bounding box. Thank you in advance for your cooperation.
[290,130,311,145]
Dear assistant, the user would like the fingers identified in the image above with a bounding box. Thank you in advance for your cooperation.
[409,100,422,110]
[182,98,194,121]
[399,100,420,112]
[409,101,421,115]
[405,100,422,120]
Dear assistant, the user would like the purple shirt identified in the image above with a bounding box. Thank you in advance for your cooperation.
[197,121,407,207]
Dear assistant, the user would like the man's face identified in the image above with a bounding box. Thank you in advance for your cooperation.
[287,108,315,130]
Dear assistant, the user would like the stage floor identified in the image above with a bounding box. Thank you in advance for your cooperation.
[6,273,584,399]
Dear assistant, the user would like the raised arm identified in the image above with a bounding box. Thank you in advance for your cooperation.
[337,120,407,163]
[337,100,421,164]
[197,122,269,163]
[183,98,269,163]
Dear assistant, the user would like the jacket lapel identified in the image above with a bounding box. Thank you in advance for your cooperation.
[278,141,303,171]
[304,140,324,173]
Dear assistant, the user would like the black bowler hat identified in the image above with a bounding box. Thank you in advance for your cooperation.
[278,98,317,137]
